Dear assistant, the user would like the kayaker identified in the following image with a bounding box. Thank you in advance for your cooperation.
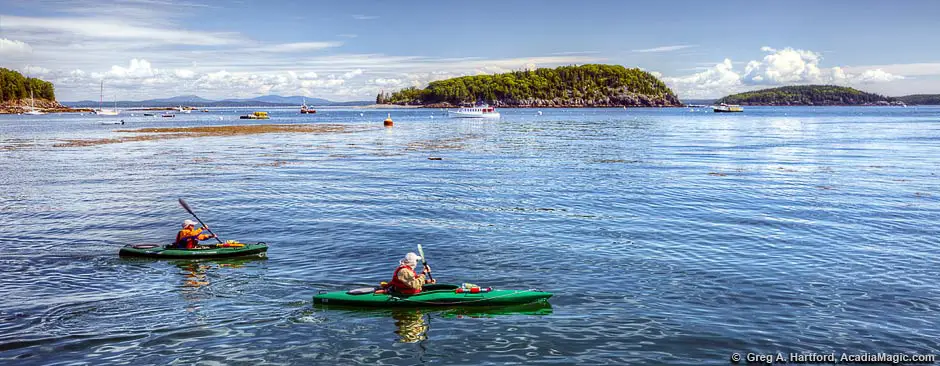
[174,219,215,249]
[388,252,435,294]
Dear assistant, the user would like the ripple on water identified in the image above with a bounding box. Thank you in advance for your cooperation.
[2,108,940,363]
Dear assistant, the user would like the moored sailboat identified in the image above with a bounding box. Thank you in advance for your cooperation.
[23,81,46,115]
[93,81,120,116]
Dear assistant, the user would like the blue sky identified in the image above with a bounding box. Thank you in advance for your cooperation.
[1,0,939,101]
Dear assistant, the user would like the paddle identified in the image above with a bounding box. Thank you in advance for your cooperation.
[417,244,433,282]
[178,198,224,244]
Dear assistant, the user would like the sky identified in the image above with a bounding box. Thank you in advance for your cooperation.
[1,0,939,101]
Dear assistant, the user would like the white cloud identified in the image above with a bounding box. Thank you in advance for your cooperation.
[174,69,196,79]
[662,59,742,99]
[23,46,603,101]
[742,46,823,84]
[3,15,240,46]
[343,69,364,79]
[263,42,343,53]
[101,58,156,79]
[842,63,940,77]
[633,45,697,53]
[853,69,904,83]
[662,46,907,98]
[352,14,378,20]
[0,38,33,55]
[338,34,358,38]
[370,78,405,87]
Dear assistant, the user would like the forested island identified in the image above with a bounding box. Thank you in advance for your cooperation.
[380,64,681,107]
[896,94,940,105]
[0,68,77,113]
[716,85,901,106]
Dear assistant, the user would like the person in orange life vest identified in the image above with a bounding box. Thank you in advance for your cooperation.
[388,252,436,294]
[175,219,216,249]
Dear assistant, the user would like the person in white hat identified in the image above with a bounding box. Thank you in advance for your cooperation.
[174,219,215,249]
[387,252,435,294]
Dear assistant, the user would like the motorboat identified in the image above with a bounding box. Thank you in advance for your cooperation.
[712,103,744,113]
[301,97,316,114]
[448,104,500,118]
[240,111,270,120]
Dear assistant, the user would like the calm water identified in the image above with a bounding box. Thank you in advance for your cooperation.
[1,106,939,365]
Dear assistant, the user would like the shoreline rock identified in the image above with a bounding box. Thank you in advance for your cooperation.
[1,99,93,114]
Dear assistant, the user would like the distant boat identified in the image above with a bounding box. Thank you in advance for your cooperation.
[686,104,707,108]
[240,111,270,120]
[161,113,175,118]
[177,106,192,114]
[300,98,316,114]
[143,113,155,116]
[93,81,120,116]
[23,78,46,116]
[712,103,743,113]
[24,80,46,115]
[448,104,500,118]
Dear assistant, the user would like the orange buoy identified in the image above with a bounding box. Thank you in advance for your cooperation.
[384,113,393,127]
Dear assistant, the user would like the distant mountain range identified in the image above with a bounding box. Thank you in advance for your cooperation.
[62,95,371,108]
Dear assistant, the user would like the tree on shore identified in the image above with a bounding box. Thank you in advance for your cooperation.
[0,68,56,103]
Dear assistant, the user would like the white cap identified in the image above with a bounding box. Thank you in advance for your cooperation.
[400,252,422,267]
[182,219,197,228]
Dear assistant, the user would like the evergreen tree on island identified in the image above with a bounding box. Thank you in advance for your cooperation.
[385,64,681,107]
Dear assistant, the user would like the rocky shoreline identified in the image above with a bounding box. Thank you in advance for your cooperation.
[0,99,92,114]
[399,93,682,109]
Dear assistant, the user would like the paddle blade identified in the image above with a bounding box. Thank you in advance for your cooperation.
[417,244,426,262]
[178,198,194,215]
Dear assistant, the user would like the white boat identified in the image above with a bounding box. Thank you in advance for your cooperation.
[93,81,121,116]
[448,104,501,118]
[24,79,46,115]
[177,106,192,114]
[712,103,743,113]
[300,97,316,114]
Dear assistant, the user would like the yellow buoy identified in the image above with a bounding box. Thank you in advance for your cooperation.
[384,113,393,127]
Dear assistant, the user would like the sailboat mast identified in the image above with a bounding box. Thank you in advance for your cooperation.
[99,80,103,110]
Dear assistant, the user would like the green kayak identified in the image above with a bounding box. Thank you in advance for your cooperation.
[118,242,268,259]
[313,284,552,307]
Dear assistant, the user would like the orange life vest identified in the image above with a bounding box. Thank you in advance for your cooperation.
[389,264,421,294]
[175,227,206,249]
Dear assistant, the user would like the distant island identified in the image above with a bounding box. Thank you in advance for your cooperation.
[716,85,902,106]
[380,64,681,108]
[896,94,940,105]
[0,68,82,114]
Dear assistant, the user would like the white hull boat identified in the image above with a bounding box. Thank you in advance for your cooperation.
[95,81,121,116]
[448,105,500,118]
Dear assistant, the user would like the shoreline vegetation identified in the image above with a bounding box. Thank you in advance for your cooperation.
[380,64,682,108]
[1,68,89,114]
[53,124,372,148]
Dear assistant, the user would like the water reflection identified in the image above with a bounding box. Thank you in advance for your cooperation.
[391,309,429,343]
[315,302,553,343]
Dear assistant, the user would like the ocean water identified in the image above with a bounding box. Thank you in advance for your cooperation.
[1,106,939,365]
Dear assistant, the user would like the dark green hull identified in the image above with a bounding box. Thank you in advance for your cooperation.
[313,284,552,307]
[118,243,268,259]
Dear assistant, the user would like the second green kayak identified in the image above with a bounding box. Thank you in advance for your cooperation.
[119,242,268,259]
[313,284,552,307]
